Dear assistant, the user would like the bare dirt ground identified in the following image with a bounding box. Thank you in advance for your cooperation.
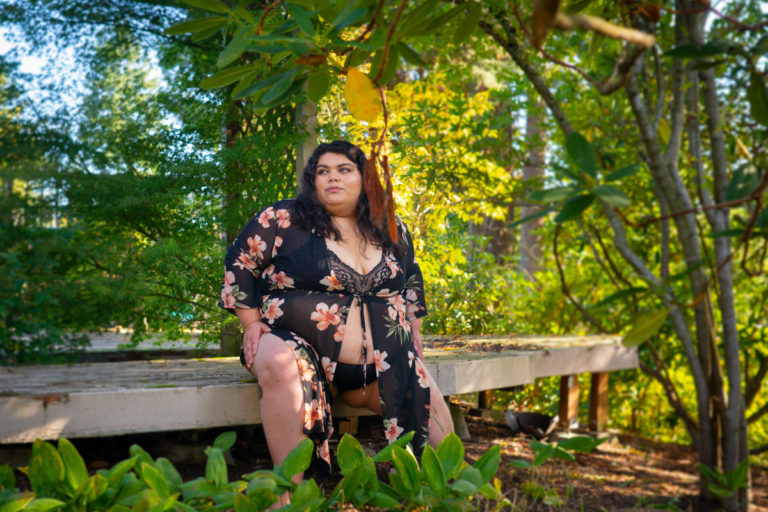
[13,413,764,511]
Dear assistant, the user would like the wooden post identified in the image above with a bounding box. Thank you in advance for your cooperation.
[337,416,358,436]
[294,92,318,193]
[589,372,609,431]
[558,375,579,430]
[448,399,471,441]
[478,390,495,409]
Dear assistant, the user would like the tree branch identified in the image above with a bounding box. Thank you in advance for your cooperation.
[553,225,608,333]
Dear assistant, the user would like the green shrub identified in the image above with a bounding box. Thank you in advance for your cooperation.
[0,431,508,511]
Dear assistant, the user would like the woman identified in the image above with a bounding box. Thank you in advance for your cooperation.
[219,140,453,479]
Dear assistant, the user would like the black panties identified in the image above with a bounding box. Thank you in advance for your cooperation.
[333,361,376,392]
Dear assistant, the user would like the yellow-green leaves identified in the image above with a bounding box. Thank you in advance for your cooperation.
[622,308,669,347]
[344,68,382,123]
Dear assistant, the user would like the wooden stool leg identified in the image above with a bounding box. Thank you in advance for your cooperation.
[337,416,359,435]
[478,390,495,410]
[558,375,579,430]
[589,372,609,432]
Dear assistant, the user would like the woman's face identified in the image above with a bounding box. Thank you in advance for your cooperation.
[314,152,362,216]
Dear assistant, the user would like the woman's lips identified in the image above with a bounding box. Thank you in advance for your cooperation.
[326,187,342,192]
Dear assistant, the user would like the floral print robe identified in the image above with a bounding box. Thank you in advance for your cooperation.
[219,199,430,475]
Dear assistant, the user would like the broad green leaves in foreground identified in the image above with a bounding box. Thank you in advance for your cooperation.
[2,432,507,511]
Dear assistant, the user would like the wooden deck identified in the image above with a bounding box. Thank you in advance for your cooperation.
[0,335,637,443]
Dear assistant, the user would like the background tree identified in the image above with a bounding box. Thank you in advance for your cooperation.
[170,0,767,509]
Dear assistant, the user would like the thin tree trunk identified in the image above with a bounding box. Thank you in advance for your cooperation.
[520,96,546,278]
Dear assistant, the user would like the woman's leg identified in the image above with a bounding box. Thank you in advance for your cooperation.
[250,333,304,480]
[425,371,454,448]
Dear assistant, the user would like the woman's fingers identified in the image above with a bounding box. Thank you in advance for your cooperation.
[243,322,269,369]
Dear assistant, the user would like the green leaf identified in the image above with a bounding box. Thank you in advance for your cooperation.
[509,207,554,228]
[420,445,446,497]
[281,438,313,480]
[472,445,501,483]
[698,463,726,486]
[369,491,400,508]
[213,432,237,452]
[217,28,250,68]
[707,229,744,239]
[387,472,409,498]
[391,447,420,491]
[436,433,464,479]
[337,434,366,474]
[107,458,136,489]
[751,34,768,56]
[449,479,476,496]
[200,64,258,89]
[259,69,299,106]
[0,495,34,512]
[29,440,65,494]
[286,4,315,37]
[0,465,15,491]
[457,465,483,487]
[153,459,182,495]
[307,67,330,103]
[622,309,669,347]
[565,132,597,177]
[17,498,66,512]
[477,482,501,499]
[532,444,554,466]
[528,186,580,203]
[593,287,647,308]
[725,164,760,201]
[346,48,371,68]
[83,474,108,501]
[552,446,576,462]
[453,3,482,45]
[329,6,367,32]
[140,463,170,500]
[204,447,227,487]
[604,163,640,182]
[179,0,233,14]
[755,205,768,228]
[508,459,531,469]
[58,438,88,494]
[593,184,630,207]
[725,459,749,491]
[396,42,426,67]
[665,40,733,58]
[291,478,322,505]
[163,16,228,36]
[554,194,594,223]
[373,431,414,463]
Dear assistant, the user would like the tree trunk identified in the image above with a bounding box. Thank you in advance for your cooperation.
[520,96,546,278]
[295,90,318,193]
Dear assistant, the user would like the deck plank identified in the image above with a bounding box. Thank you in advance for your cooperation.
[1,335,637,443]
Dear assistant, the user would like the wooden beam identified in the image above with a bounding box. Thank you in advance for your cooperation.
[558,375,579,430]
[589,372,609,431]
[337,416,359,436]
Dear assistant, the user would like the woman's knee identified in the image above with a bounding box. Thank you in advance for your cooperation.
[252,334,300,387]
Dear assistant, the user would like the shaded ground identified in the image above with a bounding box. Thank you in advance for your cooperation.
[10,413,766,511]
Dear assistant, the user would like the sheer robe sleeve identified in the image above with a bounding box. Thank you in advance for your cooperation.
[401,221,428,321]
[218,205,280,313]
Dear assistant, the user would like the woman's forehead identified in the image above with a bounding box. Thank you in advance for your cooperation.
[317,152,356,167]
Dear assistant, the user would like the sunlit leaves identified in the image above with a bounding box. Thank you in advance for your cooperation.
[344,68,381,123]
[592,185,630,207]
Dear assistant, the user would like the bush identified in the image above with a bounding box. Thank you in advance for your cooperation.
[0,431,509,511]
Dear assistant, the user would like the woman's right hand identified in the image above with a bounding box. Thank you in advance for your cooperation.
[242,320,271,370]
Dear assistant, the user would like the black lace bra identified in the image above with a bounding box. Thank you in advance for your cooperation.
[327,250,390,294]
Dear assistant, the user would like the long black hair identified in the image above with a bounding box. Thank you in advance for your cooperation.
[294,140,404,258]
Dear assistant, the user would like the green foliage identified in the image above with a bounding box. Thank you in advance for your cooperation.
[2,432,507,511]
[508,435,606,508]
